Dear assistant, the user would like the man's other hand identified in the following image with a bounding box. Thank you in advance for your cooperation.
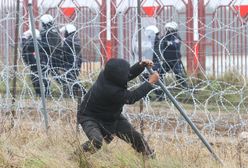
[140,59,154,68]
[148,71,159,84]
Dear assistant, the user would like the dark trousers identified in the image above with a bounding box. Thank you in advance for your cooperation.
[152,63,166,100]
[153,60,188,88]
[29,64,49,97]
[81,119,153,156]
[49,60,86,98]
[163,61,188,88]
[49,54,66,88]
[60,68,86,98]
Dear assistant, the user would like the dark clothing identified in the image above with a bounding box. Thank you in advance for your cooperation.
[163,60,188,88]
[22,37,37,67]
[40,26,63,71]
[21,37,49,96]
[81,118,153,156]
[61,68,85,98]
[152,34,165,76]
[161,32,182,61]
[152,35,162,64]
[40,26,62,60]
[77,59,154,156]
[61,32,84,97]
[78,60,153,123]
[63,32,82,70]
[152,32,188,89]
[152,32,182,70]
[40,26,63,95]
[22,37,39,95]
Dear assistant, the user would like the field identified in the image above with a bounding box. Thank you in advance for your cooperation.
[0,70,248,168]
[1,99,248,168]
[1,0,248,167]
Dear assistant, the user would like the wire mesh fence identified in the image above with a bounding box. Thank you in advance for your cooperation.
[0,0,248,166]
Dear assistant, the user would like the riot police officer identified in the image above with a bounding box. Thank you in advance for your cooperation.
[61,24,85,97]
[21,29,49,96]
[160,22,188,89]
[40,14,63,93]
[145,23,189,101]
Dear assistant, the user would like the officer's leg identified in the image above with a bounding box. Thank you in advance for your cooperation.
[41,64,50,97]
[115,119,155,158]
[30,65,41,96]
[173,62,188,89]
[30,73,41,96]
[50,56,64,86]
[60,69,70,98]
[70,69,79,95]
[152,63,161,100]
[63,69,75,97]
[51,67,62,84]
[68,69,86,98]
[154,62,168,101]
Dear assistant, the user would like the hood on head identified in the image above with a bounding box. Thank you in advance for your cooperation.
[103,58,130,87]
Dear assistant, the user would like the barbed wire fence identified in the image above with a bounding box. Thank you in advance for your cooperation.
[0,0,248,147]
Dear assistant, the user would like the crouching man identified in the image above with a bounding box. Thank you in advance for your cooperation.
[77,58,159,158]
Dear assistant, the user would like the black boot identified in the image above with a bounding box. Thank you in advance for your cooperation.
[81,141,98,154]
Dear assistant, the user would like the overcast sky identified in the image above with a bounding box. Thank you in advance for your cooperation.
[38,0,248,9]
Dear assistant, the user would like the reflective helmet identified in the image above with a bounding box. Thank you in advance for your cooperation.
[145,25,159,34]
[65,24,76,34]
[40,14,54,25]
[23,29,41,40]
[165,21,178,31]
[59,26,66,33]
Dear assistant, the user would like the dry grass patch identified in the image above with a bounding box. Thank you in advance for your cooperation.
[0,120,248,167]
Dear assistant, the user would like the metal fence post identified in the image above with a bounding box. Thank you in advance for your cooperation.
[186,0,194,74]
[4,11,10,111]
[137,0,145,135]
[11,0,20,121]
[117,12,124,59]
[28,1,49,131]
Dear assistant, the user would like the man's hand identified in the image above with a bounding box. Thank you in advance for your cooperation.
[148,71,159,84]
[140,59,154,68]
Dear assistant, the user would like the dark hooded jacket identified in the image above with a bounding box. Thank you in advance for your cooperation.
[77,59,154,123]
